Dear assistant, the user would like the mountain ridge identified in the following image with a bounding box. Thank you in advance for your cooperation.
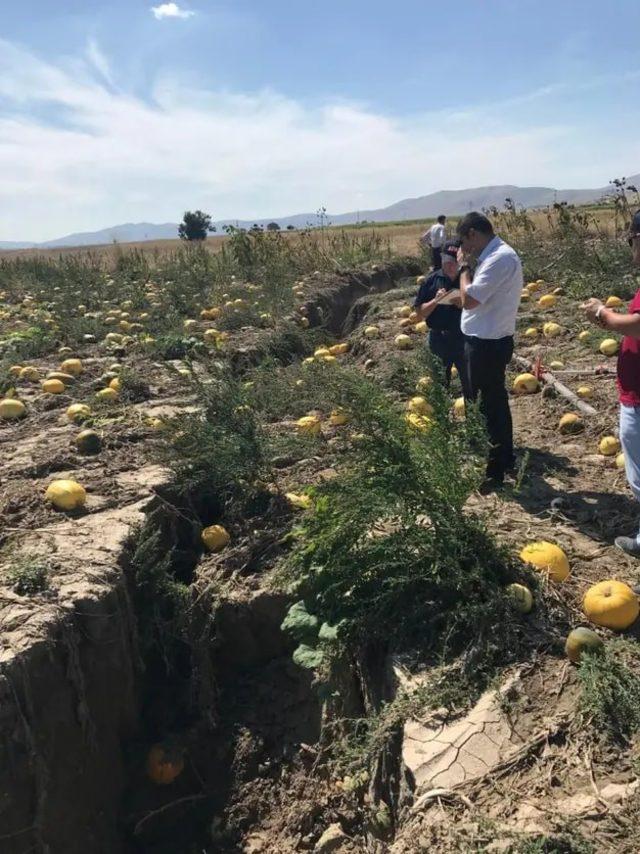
[2,176,637,250]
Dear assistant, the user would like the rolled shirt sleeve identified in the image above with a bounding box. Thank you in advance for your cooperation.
[465,253,517,305]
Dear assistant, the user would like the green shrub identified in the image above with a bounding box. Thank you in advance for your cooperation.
[578,639,640,741]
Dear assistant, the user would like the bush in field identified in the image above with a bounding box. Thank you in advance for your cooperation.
[276,361,521,685]
[178,210,215,242]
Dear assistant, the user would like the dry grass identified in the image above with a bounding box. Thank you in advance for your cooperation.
[0,206,620,264]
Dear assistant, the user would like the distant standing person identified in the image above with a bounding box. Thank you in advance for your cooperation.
[456,212,523,492]
[420,215,447,269]
[414,240,469,395]
[582,210,640,555]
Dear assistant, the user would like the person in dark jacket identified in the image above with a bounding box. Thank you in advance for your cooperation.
[414,239,469,395]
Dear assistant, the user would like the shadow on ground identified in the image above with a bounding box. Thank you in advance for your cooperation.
[505,447,639,544]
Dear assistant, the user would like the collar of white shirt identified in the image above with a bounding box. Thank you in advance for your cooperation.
[477,235,501,265]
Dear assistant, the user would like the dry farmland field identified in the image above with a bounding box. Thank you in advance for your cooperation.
[3,206,640,853]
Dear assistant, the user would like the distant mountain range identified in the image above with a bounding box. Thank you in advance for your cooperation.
[2,175,638,251]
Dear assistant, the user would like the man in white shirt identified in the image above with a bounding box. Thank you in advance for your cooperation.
[456,211,523,492]
[420,215,447,269]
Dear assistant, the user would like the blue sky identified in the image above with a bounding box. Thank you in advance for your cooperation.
[1,0,639,241]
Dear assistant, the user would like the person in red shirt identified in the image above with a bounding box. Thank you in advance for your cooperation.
[582,210,640,554]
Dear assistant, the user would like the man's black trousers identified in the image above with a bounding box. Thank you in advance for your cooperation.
[463,335,515,479]
[431,247,442,269]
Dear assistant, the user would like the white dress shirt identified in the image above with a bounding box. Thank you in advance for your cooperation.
[428,223,447,248]
[461,236,523,339]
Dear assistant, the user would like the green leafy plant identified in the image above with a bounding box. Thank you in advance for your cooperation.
[4,559,50,595]
[578,639,640,742]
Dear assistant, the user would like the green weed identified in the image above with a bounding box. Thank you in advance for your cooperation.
[578,638,640,742]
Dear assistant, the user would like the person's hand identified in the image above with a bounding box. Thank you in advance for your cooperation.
[581,298,603,322]
[434,288,447,301]
[450,293,463,308]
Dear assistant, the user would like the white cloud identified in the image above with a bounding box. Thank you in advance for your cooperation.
[151,3,195,20]
[0,39,637,242]
[86,38,114,86]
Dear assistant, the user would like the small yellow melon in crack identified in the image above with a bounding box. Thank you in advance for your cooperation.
[45,479,87,511]
[576,386,593,399]
[363,325,380,339]
[201,524,230,552]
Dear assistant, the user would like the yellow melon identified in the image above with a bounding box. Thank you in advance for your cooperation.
[605,296,624,308]
[0,398,26,420]
[576,386,593,399]
[201,524,230,552]
[296,415,322,436]
[42,379,65,394]
[45,479,87,511]
[600,338,619,357]
[60,358,83,376]
[599,436,621,456]
[565,627,604,663]
[19,366,40,382]
[538,294,557,308]
[559,413,583,434]
[578,330,591,343]
[513,373,539,394]
[616,452,626,470]
[406,396,433,416]
[405,413,432,432]
[583,580,639,630]
[66,403,91,424]
[543,322,562,338]
[520,541,570,582]
[506,583,533,614]
[394,334,412,350]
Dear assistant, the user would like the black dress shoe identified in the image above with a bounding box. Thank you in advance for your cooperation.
[479,477,504,496]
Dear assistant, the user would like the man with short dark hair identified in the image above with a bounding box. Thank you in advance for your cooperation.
[414,239,469,395]
[582,211,640,555]
[420,214,447,270]
[456,212,523,492]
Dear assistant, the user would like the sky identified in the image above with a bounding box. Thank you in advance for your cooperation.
[1,0,640,242]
